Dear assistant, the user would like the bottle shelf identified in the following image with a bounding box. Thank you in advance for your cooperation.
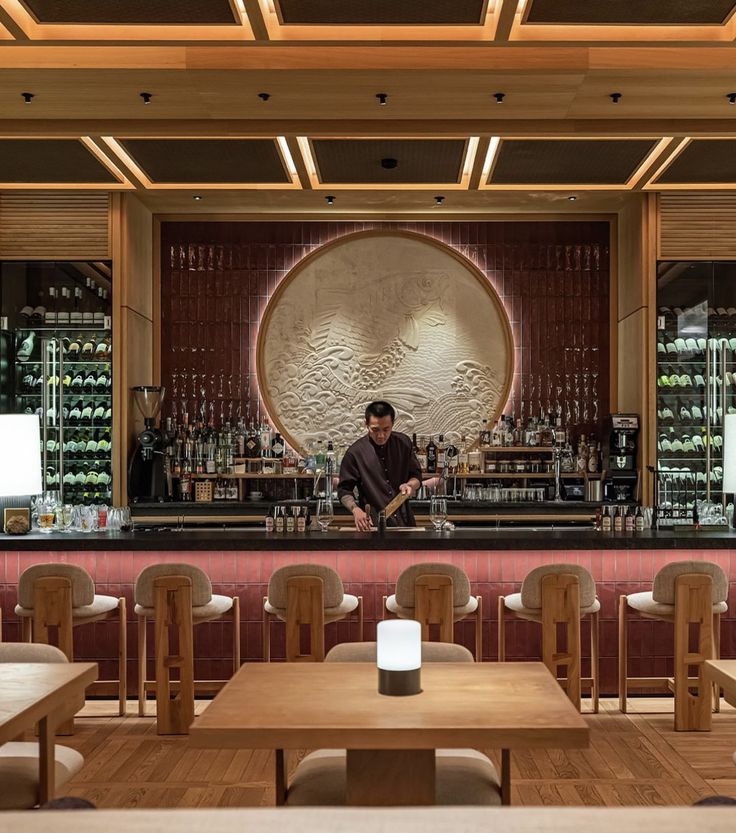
[17,359,111,365]
[478,446,556,453]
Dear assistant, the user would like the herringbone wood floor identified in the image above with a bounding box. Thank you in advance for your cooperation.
[55,699,736,808]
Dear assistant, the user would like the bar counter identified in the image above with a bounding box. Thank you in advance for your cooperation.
[1,528,735,694]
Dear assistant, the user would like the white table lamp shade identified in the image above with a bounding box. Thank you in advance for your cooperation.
[724,414,736,493]
[377,620,422,671]
[0,415,42,497]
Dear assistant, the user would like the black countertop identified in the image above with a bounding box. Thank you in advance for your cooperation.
[1,528,735,551]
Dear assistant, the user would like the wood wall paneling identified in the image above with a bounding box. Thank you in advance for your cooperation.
[0,191,110,258]
[160,221,611,439]
[658,193,736,260]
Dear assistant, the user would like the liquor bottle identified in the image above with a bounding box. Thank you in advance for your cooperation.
[512,419,522,447]
[426,436,437,473]
[445,438,458,473]
[272,431,285,459]
[479,419,490,446]
[245,423,259,458]
[416,437,428,471]
[576,434,588,473]
[411,433,419,455]
[325,440,336,476]
[587,442,600,473]
[16,330,35,362]
[635,506,644,531]
[436,435,446,470]
[260,420,273,458]
[491,420,501,447]
[458,436,469,473]
[179,459,192,501]
[554,413,566,446]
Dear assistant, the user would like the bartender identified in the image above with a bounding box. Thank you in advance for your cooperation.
[338,400,422,531]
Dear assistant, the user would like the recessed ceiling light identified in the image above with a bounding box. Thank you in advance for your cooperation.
[140,92,153,105]
[380,157,398,169]
[493,92,505,104]
[434,195,445,205]
[193,195,203,201]
[727,93,736,105]
[568,195,578,201]
[325,195,336,205]
[376,93,388,106]
[21,92,33,104]
[609,92,622,104]
[258,92,271,101]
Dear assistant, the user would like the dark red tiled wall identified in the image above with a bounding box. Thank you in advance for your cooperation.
[1,548,733,696]
[160,221,610,437]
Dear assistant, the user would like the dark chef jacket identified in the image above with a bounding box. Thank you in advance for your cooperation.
[337,432,422,527]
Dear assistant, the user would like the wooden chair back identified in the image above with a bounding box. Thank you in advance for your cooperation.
[673,573,713,731]
[540,573,581,710]
[153,575,194,735]
[415,574,454,643]
[32,576,74,661]
[286,576,325,662]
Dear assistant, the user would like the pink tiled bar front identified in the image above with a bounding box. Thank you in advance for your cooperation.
[1,548,735,695]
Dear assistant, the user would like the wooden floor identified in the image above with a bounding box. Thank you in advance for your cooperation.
[56,698,736,808]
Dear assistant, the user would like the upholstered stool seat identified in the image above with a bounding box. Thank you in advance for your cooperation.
[503,592,601,622]
[14,562,126,720]
[135,562,240,734]
[619,560,728,731]
[0,642,84,809]
[325,641,475,663]
[263,564,363,662]
[286,748,502,807]
[135,593,234,623]
[499,563,599,713]
[384,562,482,660]
[625,590,727,619]
[0,743,84,810]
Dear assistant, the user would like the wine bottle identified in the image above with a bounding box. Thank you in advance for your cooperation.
[272,431,285,458]
[426,436,437,474]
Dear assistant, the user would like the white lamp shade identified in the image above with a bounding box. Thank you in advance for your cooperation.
[724,414,736,493]
[0,414,42,497]
[377,620,421,671]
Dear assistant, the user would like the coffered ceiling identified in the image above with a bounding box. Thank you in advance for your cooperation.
[1,0,736,213]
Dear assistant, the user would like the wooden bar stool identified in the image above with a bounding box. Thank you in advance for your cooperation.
[134,563,240,735]
[619,560,727,731]
[263,564,362,662]
[384,563,482,660]
[14,563,127,723]
[498,564,599,712]
[283,641,504,806]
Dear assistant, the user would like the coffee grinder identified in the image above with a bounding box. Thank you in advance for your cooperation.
[602,413,640,502]
[127,385,167,502]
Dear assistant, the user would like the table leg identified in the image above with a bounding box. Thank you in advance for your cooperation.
[38,716,55,805]
[346,749,435,806]
[501,749,511,805]
[275,749,286,806]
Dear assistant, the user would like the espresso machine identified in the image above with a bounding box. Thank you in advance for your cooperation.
[128,386,168,502]
[602,413,640,502]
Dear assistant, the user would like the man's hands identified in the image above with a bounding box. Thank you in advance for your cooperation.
[352,506,372,532]
[399,482,415,496]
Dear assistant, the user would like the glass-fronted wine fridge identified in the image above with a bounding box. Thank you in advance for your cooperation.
[656,261,736,525]
[0,261,113,505]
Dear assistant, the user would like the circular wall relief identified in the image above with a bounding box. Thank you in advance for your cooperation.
[257,230,514,451]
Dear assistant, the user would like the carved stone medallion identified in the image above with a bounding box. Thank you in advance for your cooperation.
[257,230,514,451]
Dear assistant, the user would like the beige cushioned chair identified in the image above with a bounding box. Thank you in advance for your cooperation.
[263,564,362,661]
[14,562,126,717]
[284,641,503,807]
[134,562,240,734]
[619,560,728,731]
[385,562,482,660]
[499,563,600,713]
[0,643,84,809]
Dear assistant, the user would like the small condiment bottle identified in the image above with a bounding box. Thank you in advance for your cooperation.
[601,506,612,532]
[634,506,644,532]
[274,506,285,533]
[613,506,624,532]
[625,506,635,532]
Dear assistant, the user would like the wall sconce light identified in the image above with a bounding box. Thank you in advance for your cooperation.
[377,620,422,696]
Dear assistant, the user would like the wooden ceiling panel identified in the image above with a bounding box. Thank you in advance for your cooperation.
[19,0,239,24]
[488,139,658,186]
[276,0,486,25]
[525,0,736,25]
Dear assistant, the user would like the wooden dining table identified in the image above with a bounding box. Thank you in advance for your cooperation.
[189,661,589,805]
[0,662,98,803]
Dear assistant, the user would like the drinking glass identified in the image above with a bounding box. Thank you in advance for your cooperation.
[119,506,133,532]
[429,496,447,531]
[316,499,333,532]
[78,505,97,533]
[37,497,56,533]
[56,503,74,533]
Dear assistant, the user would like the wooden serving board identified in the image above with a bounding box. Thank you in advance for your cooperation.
[384,491,409,519]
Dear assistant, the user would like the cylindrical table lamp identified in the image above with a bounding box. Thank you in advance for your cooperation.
[0,414,42,533]
[377,619,422,696]
[724,414,736,528]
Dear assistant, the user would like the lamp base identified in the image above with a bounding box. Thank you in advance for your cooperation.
[378,667,422,696]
